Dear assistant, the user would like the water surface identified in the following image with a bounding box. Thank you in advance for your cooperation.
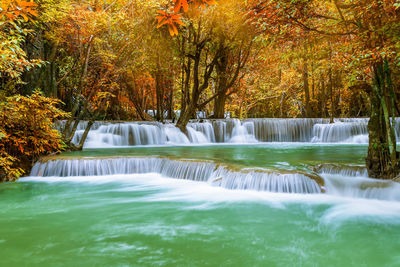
[1,143,399,266]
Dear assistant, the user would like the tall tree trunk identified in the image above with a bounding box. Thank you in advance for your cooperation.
[303,54,311,117]
[154,70,164,122]
[176,25,223,132]
[176,102,196,134]
[213,50,228,118]
[366,60,399,179]
[214,94,227,118]
[77,120,94,150]
[166,77,174,120]
[320,75,327,118]
[328,41,334,123]
[62,35,94,138]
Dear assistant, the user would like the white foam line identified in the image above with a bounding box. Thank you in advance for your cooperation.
[20,173,400,224]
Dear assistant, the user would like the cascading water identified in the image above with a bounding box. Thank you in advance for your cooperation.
[313,163,368,177]
[249,118,326,142]
[30,155,400,201]
[186,127,209,144]
[30,157,322,194]
[311,121,368,143]
[229,119,258,143]
[321,174,400,201]
[61,118,400,148]
[211,167,321,193]
[313,163,400,201]
[188,121,216,143]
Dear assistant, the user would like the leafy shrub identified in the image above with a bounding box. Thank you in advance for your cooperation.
[0,90,69,181]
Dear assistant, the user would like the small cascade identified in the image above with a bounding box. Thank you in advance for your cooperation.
[164,125,191,144]
[186,127,209,143]
[248,118,326,142]
[210,120,237,142]
[188,122,216,143]
[313,163,368,177]
[229,119,258,143]
[312,121,368,143]
[313,164,400,201]
[74,122,167,147]
[313,163,400,201]
[210,120,228,142]
[74,122,193,148]
[321,174,400,201]
[159,160,216,182]
[58,118,400,147]
[30,157,322,194]
[211,167,321,193]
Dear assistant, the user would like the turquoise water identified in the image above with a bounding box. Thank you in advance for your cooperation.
[59,143,367,171]
[1,144,400,266]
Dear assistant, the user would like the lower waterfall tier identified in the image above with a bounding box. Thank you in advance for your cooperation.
[30,157,322,194]
[30,155,400,201]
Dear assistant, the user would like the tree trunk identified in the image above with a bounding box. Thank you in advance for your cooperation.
[77,120,94,150]
[154,70,164,122]
[366,60,399,179]
[213,50,228,119]
[320,75,327,118]
[328,41,334,123]
[212,41,251,119]
[166,77,174,120]
[303,55,311,117]
[214,94,226,118]
[62,36,94,137]
[176,103,195,134]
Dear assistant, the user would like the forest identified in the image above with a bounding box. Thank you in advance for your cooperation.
[1,0,400,180]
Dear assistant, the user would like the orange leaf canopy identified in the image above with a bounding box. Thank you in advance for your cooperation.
[155,11,185,36]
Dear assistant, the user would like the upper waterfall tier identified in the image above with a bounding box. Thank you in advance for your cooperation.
[58,118,400,148]
[30,157,322,194]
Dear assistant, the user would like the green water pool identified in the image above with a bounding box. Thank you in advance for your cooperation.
[1,144,399,266]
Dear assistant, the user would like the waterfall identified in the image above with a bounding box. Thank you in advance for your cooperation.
[229,119,258,143]
[210,120,227,142]
[312,163,400,201]
[30,158,322,194]
[186,127,209,143]
[83,123,166,147]
[249,118,326,142]
[311,121,368,143]
[188,122,216,143]
[211,167,321,193]
[321,174,400,201]
[164,125,191,144]
[313,163,368,177]
[59,118,400,148]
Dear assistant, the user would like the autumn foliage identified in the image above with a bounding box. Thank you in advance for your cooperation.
[0,0,40,83]
[0,91,68,181]
[155,0,216,36]
[0,0,37,21]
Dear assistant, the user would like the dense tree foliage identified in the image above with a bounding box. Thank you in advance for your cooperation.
[0,91,67,181]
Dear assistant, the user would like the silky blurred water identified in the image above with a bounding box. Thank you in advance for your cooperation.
[1,144,399,266]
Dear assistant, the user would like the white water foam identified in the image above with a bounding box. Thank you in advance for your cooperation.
[21,173,400,225]
[322,174,400,201]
